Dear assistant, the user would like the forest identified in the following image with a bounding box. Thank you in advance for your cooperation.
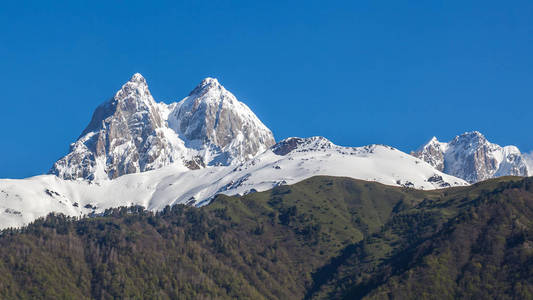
[0,176,532,299]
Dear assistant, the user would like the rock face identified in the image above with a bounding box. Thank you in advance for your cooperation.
[411,137,447,172]
[50,74,275,180]
[168,78,275,166]
[412,131,530,183]
[272,137,333,156]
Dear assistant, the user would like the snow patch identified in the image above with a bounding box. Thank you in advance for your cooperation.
[524,151,533,174]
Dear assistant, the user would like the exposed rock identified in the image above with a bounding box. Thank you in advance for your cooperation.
[272,137,334,156]
[50,74,275,180]
[272,137,306,155]
[168,77,275,166]
[413,131,530,183]
[50,73,182,180]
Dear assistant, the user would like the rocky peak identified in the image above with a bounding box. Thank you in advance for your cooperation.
[427,136,439,144]
[129,72,146,83]
[50,74,276,180]
[113,73,151,107]
[411,136,448,171]
[272,138,307,156]
[168,78,275,165]
[188,77,222,96]
[80,73,161,136]
[272,137,335,156]
[50,74,180,180]
[413,131,529,183]
[449,131,487,149]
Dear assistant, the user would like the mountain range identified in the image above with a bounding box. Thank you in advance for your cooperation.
[0,74,530,229]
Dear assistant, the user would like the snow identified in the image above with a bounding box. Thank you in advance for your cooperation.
[0,74,478,230]
[51,74,275,180]
[524,152,533,174]
[414,131,530,183]
[0,137,467,229]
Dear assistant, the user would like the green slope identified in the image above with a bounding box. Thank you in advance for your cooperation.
[0,176,532,299]
[0,177,414,299]
[308,177,533,299]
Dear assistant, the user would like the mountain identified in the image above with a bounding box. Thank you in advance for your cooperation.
[0,176,410,299]
[167,77,275,166]
[0,136,467,229]
[307,176,533,299]
[50,74,183,180]
[50,74,275,181]
[0,176,531,299]
[412,131,530,183]
[4,73,533,298]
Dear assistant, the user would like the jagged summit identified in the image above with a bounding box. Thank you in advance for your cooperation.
[168,77,275,166]
[113,73,150,101]
[129,72,146,82]
[51,74,174,180]
[50,74,275,180]
[417,136,444,150]
[413,131,529,183]
[188,77,222,96]
[453,131,487,143]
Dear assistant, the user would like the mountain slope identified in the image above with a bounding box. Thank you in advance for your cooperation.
[49,74,275,180]
[0,176,416,299]
[308,176,533,299]
[50,73,185,180]
[0,176,532,299]
[412,131,530,183]
[0,137,467,230]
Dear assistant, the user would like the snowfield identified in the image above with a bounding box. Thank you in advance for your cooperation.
[0,137,467,229]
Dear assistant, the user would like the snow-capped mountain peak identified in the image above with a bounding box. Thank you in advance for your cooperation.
[188,77,222,96]
[167,77,275,166]
[50,74,275,180]
[129,72,146,82]
[411,136,448,172]
[113,72,152,105]
[413,131,530,183]
[50,73,175,180]
[5,74,530,231]
[449,131,487,152]
[426,136,448,149]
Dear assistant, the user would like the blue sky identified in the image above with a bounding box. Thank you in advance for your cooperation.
[1,1,532,178]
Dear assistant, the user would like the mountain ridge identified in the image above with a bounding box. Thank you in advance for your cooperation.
[0,136,467,230]
[412,131,530,183]
[49,73,275,181]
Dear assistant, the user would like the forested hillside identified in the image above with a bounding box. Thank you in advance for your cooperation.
[0,176,532,299]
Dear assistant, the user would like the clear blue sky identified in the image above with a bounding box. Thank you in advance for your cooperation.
[1,1,532,178]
